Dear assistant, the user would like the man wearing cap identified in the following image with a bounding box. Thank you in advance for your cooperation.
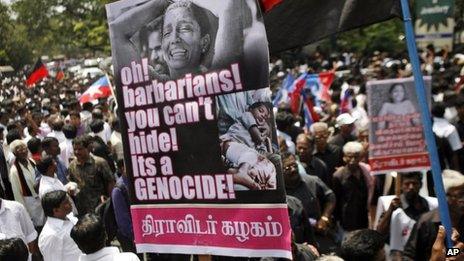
[403,169,464,261]
[328,113,357,149]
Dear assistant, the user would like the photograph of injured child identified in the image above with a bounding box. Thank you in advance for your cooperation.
[217,90,280,191]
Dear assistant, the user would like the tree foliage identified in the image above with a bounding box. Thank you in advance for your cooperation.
[334,19,406,54]
[0,0,116,69]
[0,2,33,70]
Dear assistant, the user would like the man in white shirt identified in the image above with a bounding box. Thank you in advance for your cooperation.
[374,172,437,257]
[91,109,112,143]
[39,190,82,261]
[0,197,39,258]
[80,103,93,132]
[30,111,47,140]
[5,129,22,166]
[46,119,67,144]
[109,119,123,161]
[39,120,51,139]
[89,119,110,144]
[60,124,77,168]
[37,156,67,198]
[71,214,140,261]
[37,156,78,215]
[42,137,69,184]
[0,126,13,200]
[432,102,463,169]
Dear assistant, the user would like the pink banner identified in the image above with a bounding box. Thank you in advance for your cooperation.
[369,154,430,173]
[131,204,292,258]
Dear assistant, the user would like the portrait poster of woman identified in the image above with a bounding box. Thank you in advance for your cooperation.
[366,77,432,174]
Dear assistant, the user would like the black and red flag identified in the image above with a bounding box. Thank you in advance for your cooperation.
[261,0,401,54]
[26,58,49,87]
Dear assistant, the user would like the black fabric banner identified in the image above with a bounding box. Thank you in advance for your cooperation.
[263,0,402,53]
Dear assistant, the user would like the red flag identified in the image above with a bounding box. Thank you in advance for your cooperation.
[26,59,49,87]
[289,75,307,114]
[304,98,320,122]
[319,72,335,102]
[56,70,65,81]
[260,0,283,12]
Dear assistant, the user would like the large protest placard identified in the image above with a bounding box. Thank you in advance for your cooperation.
[106,0,291,258]
[366,77,432,174]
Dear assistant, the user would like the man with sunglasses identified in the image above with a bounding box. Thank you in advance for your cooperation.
[282,152,336,253]
[311,122,343,187]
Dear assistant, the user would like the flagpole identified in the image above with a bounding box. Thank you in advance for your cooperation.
[105,73,118,108]
[400,0,453,247]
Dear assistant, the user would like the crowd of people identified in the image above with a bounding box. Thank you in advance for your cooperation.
[1,42,464,261]
[268,44,464,260]
[0,71,142,260]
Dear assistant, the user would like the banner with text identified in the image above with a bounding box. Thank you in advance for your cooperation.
[366,77,431,174]
[106,0,291,258]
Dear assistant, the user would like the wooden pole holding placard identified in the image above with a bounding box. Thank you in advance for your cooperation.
[395,172,402,196]
[198,255,212,261]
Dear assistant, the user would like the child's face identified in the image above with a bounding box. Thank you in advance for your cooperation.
[250,104,270,126]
